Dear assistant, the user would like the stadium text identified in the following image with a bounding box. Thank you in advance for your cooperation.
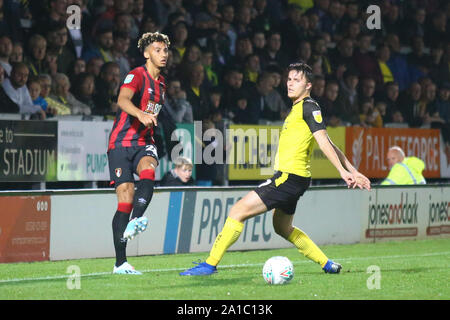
[426,195,450,236]
[367,193,418,226]
[198,197,272,244]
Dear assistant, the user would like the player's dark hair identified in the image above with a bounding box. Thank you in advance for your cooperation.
[287,62,313,84]
[137,32,170,53]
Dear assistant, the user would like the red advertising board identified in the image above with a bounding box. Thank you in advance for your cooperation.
[0,196,51,263]
[345,127,441,178]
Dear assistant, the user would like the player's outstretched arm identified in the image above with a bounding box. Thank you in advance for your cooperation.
[313,129,355,187]
[324,134,371,190]
[117,87,158,127]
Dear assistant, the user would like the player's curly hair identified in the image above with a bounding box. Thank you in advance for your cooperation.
[137,32,171,53]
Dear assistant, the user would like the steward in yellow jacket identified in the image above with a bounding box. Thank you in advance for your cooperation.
[381,146,426,185]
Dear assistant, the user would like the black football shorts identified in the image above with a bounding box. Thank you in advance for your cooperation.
[107,144,158,187]
[254,171,311,215]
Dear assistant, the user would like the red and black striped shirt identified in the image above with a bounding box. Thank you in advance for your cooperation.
[108,65,166,151]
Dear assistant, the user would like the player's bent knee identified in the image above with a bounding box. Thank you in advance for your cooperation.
[116,182,135,203]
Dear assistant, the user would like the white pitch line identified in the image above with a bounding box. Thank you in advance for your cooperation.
[0,251,448,284]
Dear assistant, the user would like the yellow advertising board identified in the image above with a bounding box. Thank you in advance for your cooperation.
[227,124,281,180]
[228,125,347,180]
[310,126,346,178]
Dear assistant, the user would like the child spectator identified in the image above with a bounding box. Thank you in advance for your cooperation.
[160,157,194,187]
[27,77,48,113]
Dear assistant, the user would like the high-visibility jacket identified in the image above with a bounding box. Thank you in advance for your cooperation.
[381,156,426,185]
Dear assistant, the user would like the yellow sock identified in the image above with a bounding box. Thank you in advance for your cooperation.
[288,227,328,268]
[206,217,244,266]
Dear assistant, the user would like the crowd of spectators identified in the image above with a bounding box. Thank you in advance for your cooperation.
[0,0,448,150]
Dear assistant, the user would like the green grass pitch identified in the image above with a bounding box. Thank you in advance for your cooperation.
[0,238,448,300]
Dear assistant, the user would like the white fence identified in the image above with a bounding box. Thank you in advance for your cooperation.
[0,185,448,263]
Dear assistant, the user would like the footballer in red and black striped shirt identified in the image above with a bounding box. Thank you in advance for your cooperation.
[108,32,170,274]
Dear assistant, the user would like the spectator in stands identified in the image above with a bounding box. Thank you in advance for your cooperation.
[201,47,218,88]
[343,18,361,42]
[279,4,303,60]
[170,21,189,61]
[160,156,194,187]
[111,31,131,82]
[164,78,194,124]
[244,72,276,123]
[82,25,114,63]
[92,61,120,118]
[230,34,253,70]
[85,57,104,77]
[359,77,376,102]
[400,7,426,44]
[27,77,48,113]
[230,89,249,124]
[49,72,91,115]
[183,61,211,121]
[374,43,394,86]
[234,5,253,37]
[46,22,76,75]
[218,5,236,55]
[10,41,24,63]
[329,37,355,80]
[0,35,12,76]
[337,68,360,125]
[311,74,326,101]
[38,73,70,115]
[259,31,288,70]
[319,80,343,128]
[0,64,20,113]
[428,42,450,85]
[71,72,97,112]
[177,43,202,83]
[68,58,87,79]
[131,0,145,37]
[353,34,378,83]
[208,86,223,124]
[383,3,402,36]
[113,12,134,39]
[220,68,245,117]
[296,40,312,65]
[311,35,332,76]
[251,30,265,57]
[0,0,22,42]
[424,11,447,48]
[381,81,401,124]
[2,62,45,118]
[66,0,91,59]
[435,82,450,125]
[407,36,428,74]
[36,0,68,36]
[25,34,48,77]
[321,0,344,40]
[420,82,446,127]
[385,33,422,91]
[398,82,423,128]
[243,53,260,84]
[359,97,382,128]
[374,100,389,125]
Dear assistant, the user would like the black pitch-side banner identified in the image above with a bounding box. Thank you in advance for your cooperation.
[0,120,57,182]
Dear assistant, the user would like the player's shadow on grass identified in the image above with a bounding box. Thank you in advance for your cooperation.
[335,266,443,274]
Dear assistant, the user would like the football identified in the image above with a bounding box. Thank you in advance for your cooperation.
[262,256,294,285]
